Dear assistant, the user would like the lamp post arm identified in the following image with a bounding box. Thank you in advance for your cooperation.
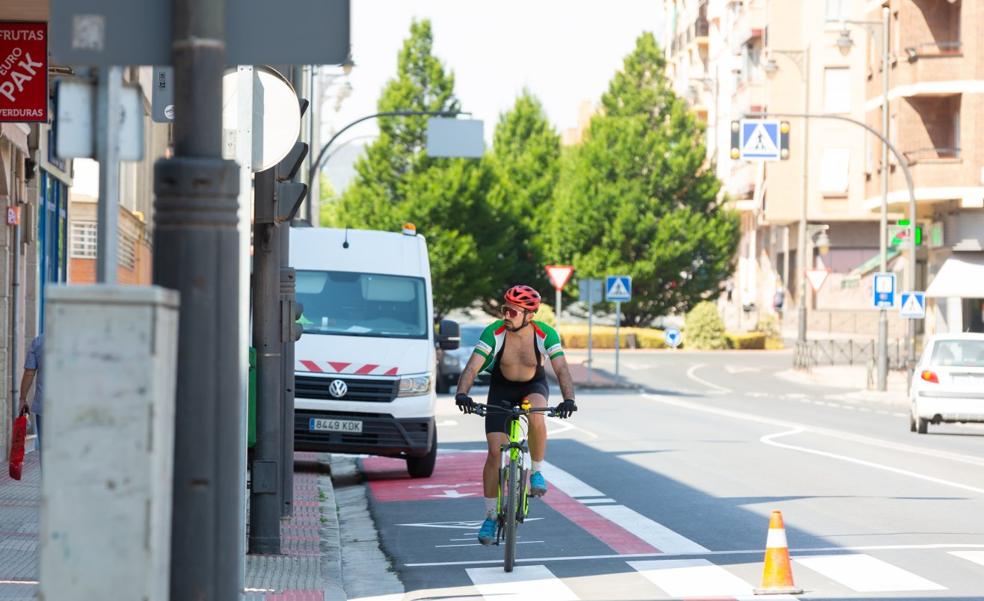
[307,110,461,190]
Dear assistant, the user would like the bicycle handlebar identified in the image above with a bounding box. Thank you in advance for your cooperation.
[468,402,559,418]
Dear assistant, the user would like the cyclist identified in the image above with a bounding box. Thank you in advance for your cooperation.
[454,284,577,545]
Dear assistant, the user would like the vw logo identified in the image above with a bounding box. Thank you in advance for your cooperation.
[328,379,348,398]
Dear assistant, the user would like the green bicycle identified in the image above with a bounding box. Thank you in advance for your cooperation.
[472,399,557,573]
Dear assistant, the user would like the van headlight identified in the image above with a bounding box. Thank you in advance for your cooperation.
[398,375,431,397]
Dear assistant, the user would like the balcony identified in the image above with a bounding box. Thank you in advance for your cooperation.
[904,40,962,61]
[731,1,766,52]
[695,2,709,48]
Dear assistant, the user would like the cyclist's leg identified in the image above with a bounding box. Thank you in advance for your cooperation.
[484,432,508,499]
[525,389,549,464]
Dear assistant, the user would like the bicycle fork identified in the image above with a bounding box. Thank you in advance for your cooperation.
[495,441,531,545]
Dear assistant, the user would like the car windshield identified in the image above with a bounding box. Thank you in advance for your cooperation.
[296,270,428,339]
[929,339,984,367]
[460,326,485,349]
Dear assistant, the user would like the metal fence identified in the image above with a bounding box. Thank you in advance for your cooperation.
[794,338,907,370]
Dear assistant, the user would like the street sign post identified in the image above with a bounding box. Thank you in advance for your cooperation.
[606,276,632,380]
[732,119,787,161]
[665,328,682,349]
[426,118,485,158]
[806,269,829,292]
[578,278,603,385]
[900,291,926,319]
[873,272,896,309]
[151,66,174,123]
[546,265,574,323]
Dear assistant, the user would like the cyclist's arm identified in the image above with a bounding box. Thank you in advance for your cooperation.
[550,354,576,401]
[456,352,487,397]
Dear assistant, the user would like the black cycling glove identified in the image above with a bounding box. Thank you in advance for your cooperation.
[555,399,577,419]
[455,392,475,414]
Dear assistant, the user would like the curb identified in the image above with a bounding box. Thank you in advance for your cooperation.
[317,457,347,601]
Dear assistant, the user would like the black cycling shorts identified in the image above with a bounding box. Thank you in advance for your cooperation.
[484,378,550,435]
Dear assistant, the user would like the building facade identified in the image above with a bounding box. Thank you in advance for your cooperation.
[664,0,914,339]
[862,0,984,334]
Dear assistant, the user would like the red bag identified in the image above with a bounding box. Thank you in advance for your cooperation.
[9,410,27,480]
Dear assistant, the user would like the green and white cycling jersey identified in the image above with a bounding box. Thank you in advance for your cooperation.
[472,320,564,374]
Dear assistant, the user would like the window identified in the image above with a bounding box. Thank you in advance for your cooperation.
[118,232,137,270]
[819,148,851,196]
[295,271,428,339]
[70,221,97,258]
[825,0,848,21]
[823,67,852,113]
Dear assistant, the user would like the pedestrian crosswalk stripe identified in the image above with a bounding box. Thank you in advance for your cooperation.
[590,505,709,555]
[950,550,984,567]
[627,558,796,599]
[794,554,946,592]
[540,461,604,498]
[466,565,578,600]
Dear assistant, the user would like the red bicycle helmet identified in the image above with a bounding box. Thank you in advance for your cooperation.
[504,285,541,312]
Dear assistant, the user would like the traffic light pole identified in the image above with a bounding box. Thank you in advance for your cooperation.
[249,167,284,554]
[156,0,242,597]
[280,231,296,518]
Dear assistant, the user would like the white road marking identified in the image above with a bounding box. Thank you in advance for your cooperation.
[540,461,604,498]
[437,419,459,427]
[628,558,795,599]
[725,365,761,374]
[579,497,615,505]
[950,550,984,567]
[643,393,984,468]
[404,542,984,567]
[685,363,731,394]
[438,540,544,548]
[545,416,600,439]
[466,565,579,600]
[588,505,709,554]
[761,428,984,495]
[794,554,945,592]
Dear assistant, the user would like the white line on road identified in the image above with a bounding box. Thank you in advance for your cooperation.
[466,565,579,600]
[540,461,604,498]
[628,558,794,599]
[794,554,945,592]
[579,497,615,505]
[545,416,600,439]
[950,550,984,567]
[590,505,709,554]
[405,543,984,568]
[761,428,984,495]
[643,393,984,469]
[685,363,732,394]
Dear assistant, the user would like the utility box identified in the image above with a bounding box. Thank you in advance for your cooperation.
[40,286,180,601]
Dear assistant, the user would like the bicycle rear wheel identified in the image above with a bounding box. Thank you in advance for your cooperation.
[503,458,520,572]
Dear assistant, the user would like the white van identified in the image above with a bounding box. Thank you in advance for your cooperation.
[290,225,459,477]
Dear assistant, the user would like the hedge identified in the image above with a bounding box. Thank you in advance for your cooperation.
[558,325,666,349]
[724,332,767,350]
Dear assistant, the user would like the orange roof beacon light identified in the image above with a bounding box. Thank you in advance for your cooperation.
[402,223,417,236]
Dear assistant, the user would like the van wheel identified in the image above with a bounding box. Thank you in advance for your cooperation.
[407,429,437,478]
[915,416,928,434]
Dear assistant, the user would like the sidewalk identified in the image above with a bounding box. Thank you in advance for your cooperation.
[776,364,910,407]
[0,449,347,601]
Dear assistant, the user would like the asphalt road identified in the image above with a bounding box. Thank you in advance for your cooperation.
[352,350,984,601]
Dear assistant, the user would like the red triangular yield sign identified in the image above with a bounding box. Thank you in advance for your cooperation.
[545,265,574,291]
[806,269,829,292]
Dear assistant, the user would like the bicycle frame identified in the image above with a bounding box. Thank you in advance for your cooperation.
[496,410,531,527]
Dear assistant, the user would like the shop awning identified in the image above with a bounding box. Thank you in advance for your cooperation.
[926,253,984,298]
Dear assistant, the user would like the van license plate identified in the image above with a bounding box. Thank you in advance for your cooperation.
[309,418,363,433]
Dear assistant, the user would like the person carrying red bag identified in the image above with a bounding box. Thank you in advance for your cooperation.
[17,334,43,464]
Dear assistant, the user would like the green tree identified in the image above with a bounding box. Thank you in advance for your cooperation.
[327,19,493,318]
[317,172,337,227]
[550,32,738,325]
[481,90,562,313]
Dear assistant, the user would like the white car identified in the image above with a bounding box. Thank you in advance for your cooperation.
[909,333,984,434]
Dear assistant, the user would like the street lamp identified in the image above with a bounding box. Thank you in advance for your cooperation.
[762,46,811,350]
[832,9,896,390]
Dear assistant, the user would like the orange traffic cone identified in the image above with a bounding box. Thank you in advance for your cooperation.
[754,510,803,595]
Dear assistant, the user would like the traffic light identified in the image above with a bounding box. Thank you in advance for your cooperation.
[274,141,309,223]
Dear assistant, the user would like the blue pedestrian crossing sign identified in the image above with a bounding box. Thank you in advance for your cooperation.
[739,119,781,161]
[872,272,896,309]
[899,292,926,319]
[606,275,632,302]
[665,328,682,348]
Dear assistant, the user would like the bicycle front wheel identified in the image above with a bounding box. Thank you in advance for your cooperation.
[503,458,520,572]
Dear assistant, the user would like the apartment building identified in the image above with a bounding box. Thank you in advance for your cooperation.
[862,0,984,334]
[665,0,910,337]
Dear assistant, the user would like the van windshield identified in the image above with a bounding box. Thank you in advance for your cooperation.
[296,270,428,339]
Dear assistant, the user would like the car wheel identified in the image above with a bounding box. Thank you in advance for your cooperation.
[407,428,437,478]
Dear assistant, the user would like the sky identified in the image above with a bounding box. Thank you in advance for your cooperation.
[325,0,665,147]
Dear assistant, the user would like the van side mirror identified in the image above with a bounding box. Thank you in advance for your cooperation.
[438,319,460,350]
